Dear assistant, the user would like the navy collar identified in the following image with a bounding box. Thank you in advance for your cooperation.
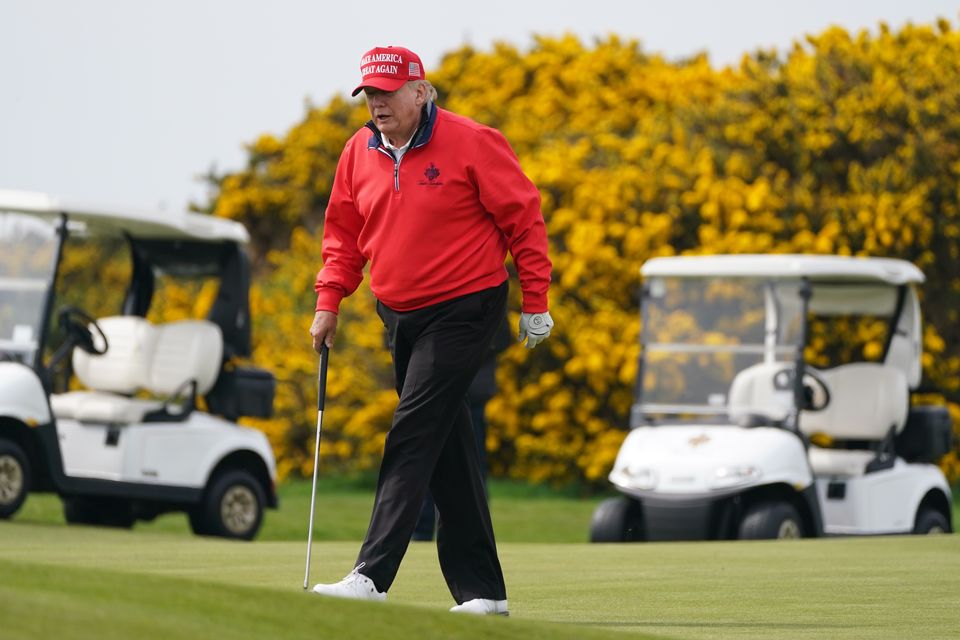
[366,102,437,152]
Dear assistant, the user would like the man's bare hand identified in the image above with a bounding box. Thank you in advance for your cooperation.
[310,311,338,352]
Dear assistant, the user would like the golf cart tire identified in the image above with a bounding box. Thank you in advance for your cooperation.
[913,508,949,534]
[63,496,135,529]
[192,469,265,541]
[738,501,804,540]
[590,496,644,542]
[0,439,31,519]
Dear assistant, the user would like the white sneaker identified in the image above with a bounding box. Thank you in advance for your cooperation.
[311,563,386,602]
[449,598,509,616]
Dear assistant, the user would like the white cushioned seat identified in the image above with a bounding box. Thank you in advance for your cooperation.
[150,320,223,396]
[728,362,795,425]
[799,363,908,477]
[807,448,878,477]
[72,316,157,393]
[50,316,156,419]
[74,396,164,424]
[51,390,135,420]
[799,363,908,440]
[50,316,223,425]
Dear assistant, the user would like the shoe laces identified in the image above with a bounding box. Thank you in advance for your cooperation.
[339,562,366,585]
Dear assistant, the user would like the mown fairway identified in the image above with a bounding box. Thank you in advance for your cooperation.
[2,483,959,639]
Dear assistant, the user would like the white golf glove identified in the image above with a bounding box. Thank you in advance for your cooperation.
[518,311,554,349]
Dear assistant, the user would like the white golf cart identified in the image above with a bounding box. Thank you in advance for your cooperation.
[591,254,954,541]
[0,190,278,539]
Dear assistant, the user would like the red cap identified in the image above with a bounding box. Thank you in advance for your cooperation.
[352,46,425,97]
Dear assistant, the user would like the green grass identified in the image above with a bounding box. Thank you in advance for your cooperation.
[14,478,608,543]
[1,520,959,640]
[7,481,960,638]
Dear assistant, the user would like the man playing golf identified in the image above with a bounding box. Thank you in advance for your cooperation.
[309,45,553,616]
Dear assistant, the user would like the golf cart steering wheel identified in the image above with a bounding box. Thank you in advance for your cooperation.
[58,306,108,356]
[772,367,831,412]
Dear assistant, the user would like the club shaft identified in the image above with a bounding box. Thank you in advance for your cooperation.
[303,345,329,590]
[303,409,323,589]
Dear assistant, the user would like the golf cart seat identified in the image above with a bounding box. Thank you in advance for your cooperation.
[799,363,909,476]
[50,317,223,424]
[50,316,157,419]
[727,362,795,426]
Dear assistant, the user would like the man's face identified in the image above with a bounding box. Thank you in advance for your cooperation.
[364,82,424,145]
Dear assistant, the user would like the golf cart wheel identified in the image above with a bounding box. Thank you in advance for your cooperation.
[913,508,950,534]
[193,470,264,540]
[63,497,135,528]
[0,439,31,519]
[590,496,645,542]
[738,501,804,540]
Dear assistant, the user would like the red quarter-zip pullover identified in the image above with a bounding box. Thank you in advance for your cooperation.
[315,105,551,313]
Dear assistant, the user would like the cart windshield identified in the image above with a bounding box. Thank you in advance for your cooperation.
[0,211,60,365]
[638,276,804,422]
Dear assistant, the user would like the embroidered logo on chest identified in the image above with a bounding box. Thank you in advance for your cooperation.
[418,162,444,187]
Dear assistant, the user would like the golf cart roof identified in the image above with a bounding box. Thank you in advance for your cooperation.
[0,189,249,244]
[641,254,924,285]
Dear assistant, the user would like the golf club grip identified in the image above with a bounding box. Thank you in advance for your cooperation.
[317,344,329,411]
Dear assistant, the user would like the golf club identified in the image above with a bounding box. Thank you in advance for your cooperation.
[303,343,329,591]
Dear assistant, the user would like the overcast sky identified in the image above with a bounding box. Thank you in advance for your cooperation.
[1,0,957,213]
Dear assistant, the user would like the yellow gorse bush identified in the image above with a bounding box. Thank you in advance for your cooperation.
[197,21,960,486]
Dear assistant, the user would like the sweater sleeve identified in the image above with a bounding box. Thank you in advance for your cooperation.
[314,143,368,313]
[472,128,552,312]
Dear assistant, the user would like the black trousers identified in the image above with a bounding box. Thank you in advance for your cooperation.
[413,400,488,541]
[357,281,508,603]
